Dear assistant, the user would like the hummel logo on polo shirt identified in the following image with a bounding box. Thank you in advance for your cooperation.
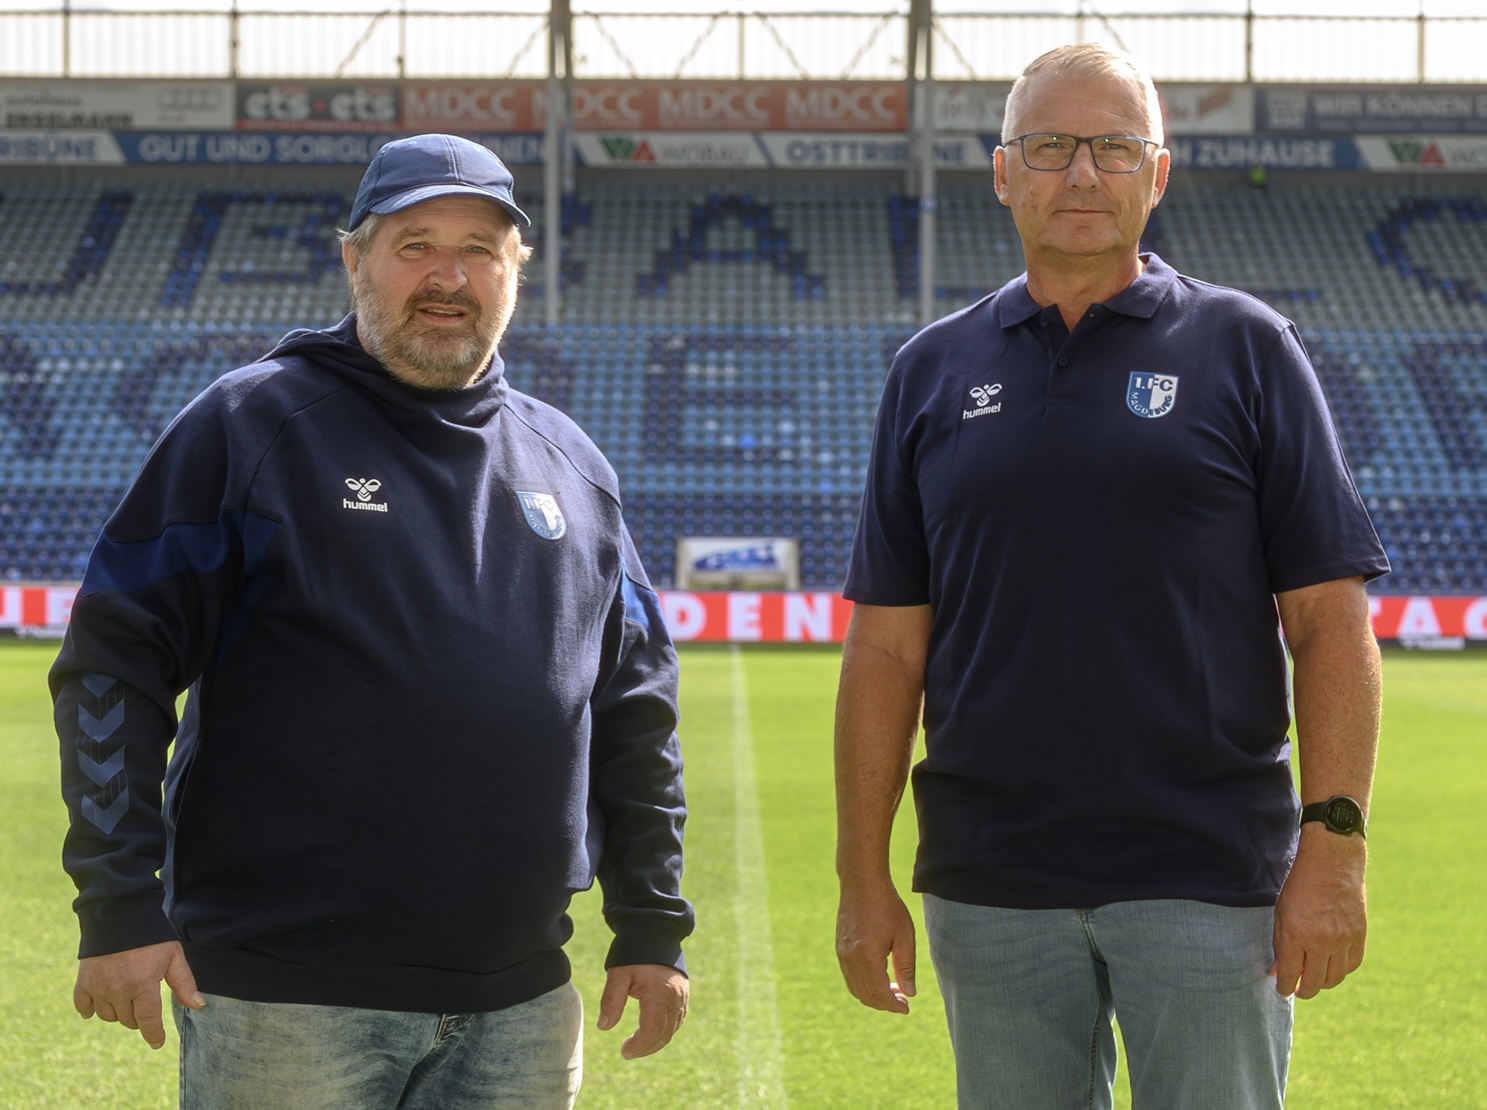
[963,383,1003,420]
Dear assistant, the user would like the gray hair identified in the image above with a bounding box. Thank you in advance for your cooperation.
[338,212,383,257]
[1003,43,1165,146]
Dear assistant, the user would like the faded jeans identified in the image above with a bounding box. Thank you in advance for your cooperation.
[923,894,1293,1110]
[172,982,582,1110]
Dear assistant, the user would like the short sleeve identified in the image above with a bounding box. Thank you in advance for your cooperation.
[1255,325,1390,592]
[844,358,932,605]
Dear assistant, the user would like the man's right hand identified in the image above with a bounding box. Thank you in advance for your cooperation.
[74,940,205,1050]
[835,879,917,1014]
[833,603,930,1018]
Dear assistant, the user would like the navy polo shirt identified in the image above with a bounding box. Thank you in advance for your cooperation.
[846,254,1389,910]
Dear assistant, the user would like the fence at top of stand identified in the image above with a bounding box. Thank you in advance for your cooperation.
[0,6,1484,83]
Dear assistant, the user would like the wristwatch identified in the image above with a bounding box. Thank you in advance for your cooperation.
[1299,795,1367,840]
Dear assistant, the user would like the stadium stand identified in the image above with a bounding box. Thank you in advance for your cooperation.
[2,177,1485,591]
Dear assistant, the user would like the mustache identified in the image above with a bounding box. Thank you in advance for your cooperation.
[405,289,481,317]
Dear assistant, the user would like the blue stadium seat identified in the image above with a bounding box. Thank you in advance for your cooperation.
[2,179,1485,589]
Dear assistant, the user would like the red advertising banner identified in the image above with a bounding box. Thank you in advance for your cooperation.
[0,585,76,634]
[1369,594,1487,646]
[237,83,400,131]
[403,83,540,131]
[400,81,906,133]
[658,590,853,643]
[7,586,1485,647]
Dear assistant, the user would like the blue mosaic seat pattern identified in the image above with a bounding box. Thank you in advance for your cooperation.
[1,180,1485,591]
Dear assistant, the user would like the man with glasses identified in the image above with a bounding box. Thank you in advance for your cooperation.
[834,43,1386,1108]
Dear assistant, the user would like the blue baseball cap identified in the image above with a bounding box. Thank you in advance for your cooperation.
[348,133,530,231]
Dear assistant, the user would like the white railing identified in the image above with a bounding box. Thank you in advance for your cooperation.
[0,8,1483,82]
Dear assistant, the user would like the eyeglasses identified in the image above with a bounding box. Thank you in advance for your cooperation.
[1006,134,1158,173]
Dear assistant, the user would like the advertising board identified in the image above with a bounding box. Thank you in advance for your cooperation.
[1258,87,1487,134]
[8,586,1481,647]
[0,80,233,130]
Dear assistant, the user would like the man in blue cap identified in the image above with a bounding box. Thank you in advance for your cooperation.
[55,134,692,1108]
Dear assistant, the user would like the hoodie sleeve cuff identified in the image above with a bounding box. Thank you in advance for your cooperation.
[604,926,688,977]
[76,891,178,959]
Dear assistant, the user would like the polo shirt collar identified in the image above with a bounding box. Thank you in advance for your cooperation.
[995,251,1176,329]
[1107,252,1175,318]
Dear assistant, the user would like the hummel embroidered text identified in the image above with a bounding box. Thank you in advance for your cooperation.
[342,478,389,512]
[963,383,1003,420]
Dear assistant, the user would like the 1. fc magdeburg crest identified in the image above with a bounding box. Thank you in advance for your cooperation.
[1126,372,1180,419]
[516,491,567,540]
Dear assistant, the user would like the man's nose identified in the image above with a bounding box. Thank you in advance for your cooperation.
[1065,141,1102,185]
[425,249,468,288]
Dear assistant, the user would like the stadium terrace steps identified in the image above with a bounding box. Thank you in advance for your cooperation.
[1,180,1484,590]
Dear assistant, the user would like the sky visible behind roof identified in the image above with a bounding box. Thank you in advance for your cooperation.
[1,0,1482,15]
[3,0,1477,82]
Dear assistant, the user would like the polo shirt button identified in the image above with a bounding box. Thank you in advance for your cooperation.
[1058,357,1069,367]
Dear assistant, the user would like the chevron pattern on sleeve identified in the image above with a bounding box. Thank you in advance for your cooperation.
[75,672,130,834]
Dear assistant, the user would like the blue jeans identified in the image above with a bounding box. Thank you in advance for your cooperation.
[923,895,1292,1110]
[172,983,583,1109]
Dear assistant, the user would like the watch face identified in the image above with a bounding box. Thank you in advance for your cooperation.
[1325,797,1361,833]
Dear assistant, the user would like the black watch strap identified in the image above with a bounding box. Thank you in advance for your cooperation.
[1300,795,1367,839]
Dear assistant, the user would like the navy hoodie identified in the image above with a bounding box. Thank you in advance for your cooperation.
[53,316,691,1013]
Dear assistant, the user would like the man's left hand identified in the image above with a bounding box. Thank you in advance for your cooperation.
[596,963,688,1059]
[1271,824,1367,999]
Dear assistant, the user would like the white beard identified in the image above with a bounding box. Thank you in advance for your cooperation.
[352,277,512,391]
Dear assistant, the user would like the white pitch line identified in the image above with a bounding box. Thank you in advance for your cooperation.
[731,645,789,1109]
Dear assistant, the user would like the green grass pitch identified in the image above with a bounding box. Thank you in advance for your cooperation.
[2,641,1484,1107]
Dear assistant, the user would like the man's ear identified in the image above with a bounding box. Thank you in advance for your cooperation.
[1150,147,1172,208]
[342,239,360,279]
[993,145,1011,207]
